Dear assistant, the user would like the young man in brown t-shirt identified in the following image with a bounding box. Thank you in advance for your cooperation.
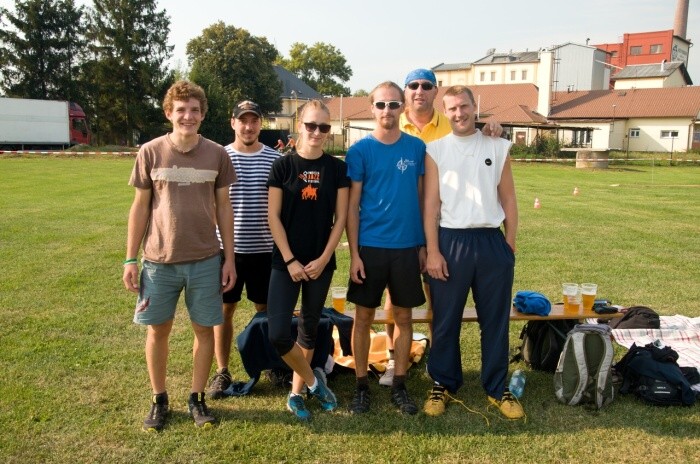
[122,80,237,431]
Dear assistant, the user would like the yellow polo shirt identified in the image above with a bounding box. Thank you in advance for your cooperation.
[400,110,452,143]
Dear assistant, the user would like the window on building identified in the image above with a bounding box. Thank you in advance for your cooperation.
[629,128,640,138]
[510,70,516,81]
[438,80,442,86]
[490,71,496,81]
[630,46,642,55]
[521,70,527,80]
[611,51,618,58]
[660,130,679,139]
[480,72,485,82]
[650,44,663,54]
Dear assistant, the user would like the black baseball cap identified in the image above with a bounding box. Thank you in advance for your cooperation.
[232,100,262,118]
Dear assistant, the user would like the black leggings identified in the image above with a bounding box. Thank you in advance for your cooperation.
[267,267,333,356]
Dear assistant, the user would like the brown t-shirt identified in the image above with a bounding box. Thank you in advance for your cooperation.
[129,134,236,264]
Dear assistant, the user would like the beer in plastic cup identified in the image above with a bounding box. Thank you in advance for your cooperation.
[581,283,598,311]
[331,287,347,313]
[562,283,581,312]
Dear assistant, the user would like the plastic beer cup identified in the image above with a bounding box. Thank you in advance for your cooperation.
[331,287,347,313]
[581,283,598,311]
[562,283,581,312]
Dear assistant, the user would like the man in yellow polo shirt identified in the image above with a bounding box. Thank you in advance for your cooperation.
[400,68,452,142]
[379,68,503,387]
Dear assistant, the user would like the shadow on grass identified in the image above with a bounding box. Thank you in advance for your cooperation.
[204,365,700,440]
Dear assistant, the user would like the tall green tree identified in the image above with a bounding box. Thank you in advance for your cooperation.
[186,22,282,145]
[280,42,352,96]
[84,0,173,145]
[0,0,86,102]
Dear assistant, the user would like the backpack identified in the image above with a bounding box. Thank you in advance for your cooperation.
[512,320,577,372]
[608,306,660,329]
[554,324,615,408]
[614,343,696,406]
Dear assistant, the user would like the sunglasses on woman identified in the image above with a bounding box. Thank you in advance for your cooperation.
[406,82,435,91]
[303,122,332,133]
[373,101,403,110]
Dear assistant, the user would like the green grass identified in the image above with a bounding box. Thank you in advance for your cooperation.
[1,155,699,463]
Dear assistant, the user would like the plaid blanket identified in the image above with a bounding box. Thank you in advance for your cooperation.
[588,315,700,370]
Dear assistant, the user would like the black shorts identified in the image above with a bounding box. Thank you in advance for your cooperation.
[222,252,272,305]
[347,246,425,309]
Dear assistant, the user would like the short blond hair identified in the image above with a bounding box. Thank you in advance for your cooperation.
[443,85,475,105]
[369,81,404,104]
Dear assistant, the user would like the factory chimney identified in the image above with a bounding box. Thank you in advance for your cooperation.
[673,0,689,39]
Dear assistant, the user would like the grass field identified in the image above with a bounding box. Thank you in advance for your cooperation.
[1,155,699,463]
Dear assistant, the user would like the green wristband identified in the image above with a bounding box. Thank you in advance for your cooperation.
[123,258,138,265]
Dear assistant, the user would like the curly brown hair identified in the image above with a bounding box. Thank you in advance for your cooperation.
[162,80,208,116]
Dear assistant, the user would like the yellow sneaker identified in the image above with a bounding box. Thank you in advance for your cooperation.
[488,391,524,420]
[424,385,448,416]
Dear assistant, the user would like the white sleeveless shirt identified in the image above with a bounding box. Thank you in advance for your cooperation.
[426,131,511,229]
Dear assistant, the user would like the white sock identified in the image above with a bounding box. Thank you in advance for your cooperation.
[309,378,319,391]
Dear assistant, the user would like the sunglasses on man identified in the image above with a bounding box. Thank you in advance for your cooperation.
[406,82,435,91]
[303,122,332,133]
[373,101,403,110]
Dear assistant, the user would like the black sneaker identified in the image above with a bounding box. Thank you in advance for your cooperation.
[142,392,169,432]
[391,386,418,415]
[207,368,232,400]
[348,386,371,414]
[188,392,216,428]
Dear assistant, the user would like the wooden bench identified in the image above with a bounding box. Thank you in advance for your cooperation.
[344,303,623,324]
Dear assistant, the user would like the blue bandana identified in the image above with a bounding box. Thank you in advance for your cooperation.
[404,68,437,86]
[513,291,552,316]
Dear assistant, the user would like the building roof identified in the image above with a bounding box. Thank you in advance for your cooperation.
[611,62,692,84]
[273,65,321,100]
[473,51,541,65]
[323,96,373,121]
[432,62,472,71]
[442,84,541,123]
[550,86,700,119]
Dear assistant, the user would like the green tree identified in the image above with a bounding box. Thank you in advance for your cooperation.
[83,0,173,146]
[353,89,369,97]
[186,22,282,145]
[0,0,86,102]
[280,42,352,96]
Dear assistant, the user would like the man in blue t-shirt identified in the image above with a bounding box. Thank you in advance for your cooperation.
[345,81,426,416]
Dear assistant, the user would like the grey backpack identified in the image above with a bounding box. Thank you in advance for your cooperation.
[554,324,615,408]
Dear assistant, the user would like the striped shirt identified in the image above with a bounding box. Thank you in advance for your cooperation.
[218,143,280,254]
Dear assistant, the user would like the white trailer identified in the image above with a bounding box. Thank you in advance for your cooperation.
[0,97,72,149]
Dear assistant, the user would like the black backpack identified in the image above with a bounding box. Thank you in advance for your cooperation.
[614,343,697,406]
[512,320,577,372]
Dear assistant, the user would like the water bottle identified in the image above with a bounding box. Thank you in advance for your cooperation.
[509,369,526,399]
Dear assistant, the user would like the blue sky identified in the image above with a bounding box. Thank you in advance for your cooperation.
[4,0,699,91]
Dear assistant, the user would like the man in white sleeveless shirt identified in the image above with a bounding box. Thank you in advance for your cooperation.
[422,85,523,420]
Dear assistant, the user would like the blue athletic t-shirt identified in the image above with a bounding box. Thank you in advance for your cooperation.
[345,132,426,248]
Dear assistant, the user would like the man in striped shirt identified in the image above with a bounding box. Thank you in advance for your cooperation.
[209,100,281,399]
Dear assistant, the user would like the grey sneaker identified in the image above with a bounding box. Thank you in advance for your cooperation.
[207,367,232,400]
[379,359,395,387]
[188,392,216,428]
[142,392,169,432]
[308,368,337,411]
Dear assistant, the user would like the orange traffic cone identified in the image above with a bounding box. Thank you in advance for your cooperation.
[573,187,580,196]
[534,197,541,209]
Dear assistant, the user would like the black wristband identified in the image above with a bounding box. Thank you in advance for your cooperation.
[284,257,297,266]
